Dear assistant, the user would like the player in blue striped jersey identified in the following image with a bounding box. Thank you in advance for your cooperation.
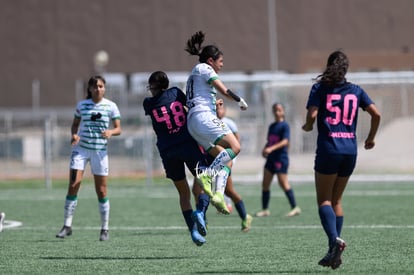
[56,75,121,241]
[303,51,381,269]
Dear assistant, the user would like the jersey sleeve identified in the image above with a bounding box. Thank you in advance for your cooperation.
[74,101,82,118]
[110,102,121,120]
[358,86,374,110]
[306,83,321,109]
[282,122,290,141]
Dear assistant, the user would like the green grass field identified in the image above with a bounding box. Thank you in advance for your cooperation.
[0,178,413,274]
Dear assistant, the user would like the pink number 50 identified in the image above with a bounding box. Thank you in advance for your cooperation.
[326,94,357,126]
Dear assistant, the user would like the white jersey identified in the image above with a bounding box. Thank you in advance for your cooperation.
[74,98,121,151]
[186,63,219,116]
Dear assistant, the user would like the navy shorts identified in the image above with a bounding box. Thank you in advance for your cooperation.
[160,140,208,181]
[264,156,289,174]
[314,153,357,177]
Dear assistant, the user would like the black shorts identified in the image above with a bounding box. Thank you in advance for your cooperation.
[314,153,357,177]
[160,140,208,181]
[264,155,289,174]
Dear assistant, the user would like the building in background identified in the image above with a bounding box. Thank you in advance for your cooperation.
[1,0,414,107]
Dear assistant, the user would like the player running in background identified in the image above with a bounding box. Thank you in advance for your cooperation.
[143,71,210,246]
[302,50,381,269]
[215,99,252,232]
[56,75,122,241]
[184,31,248,215]
[255,103,301,218]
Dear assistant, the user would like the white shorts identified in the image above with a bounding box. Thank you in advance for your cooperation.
[70,146,109,176]
[187,111,232,150]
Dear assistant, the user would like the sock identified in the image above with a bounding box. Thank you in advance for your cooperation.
[262,190,270,210]
[98,197,110,230]
[215,166,230,194]
[285,189,297,208]
[63,195,77,227]
[182,209,194,231]
[336,216,344,237]
[235,200,247,220]
[197,193,210,215]
[319,205,338,248]
[208,149,235,172]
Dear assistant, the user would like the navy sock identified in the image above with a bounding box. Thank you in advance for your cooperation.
[197,193,210,215]
[182,209,194,231]
[285,189,297,208]
[235,200,247,220]
[318,205,338,247]
[262,190,270,209]
[336,216,344,237]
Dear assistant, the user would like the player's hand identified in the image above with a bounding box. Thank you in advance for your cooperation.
[262,147,271,158]
[102,130,112,139]
[71,134,80,145]
[238,98,248,110]
[364,139,375,149]
[302,124,313,132]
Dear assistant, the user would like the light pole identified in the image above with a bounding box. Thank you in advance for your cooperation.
[93,50,109,74]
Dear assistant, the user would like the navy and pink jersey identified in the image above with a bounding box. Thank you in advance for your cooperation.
[306,82,374,155]
[143,87,193,152]
[266,121,290,159]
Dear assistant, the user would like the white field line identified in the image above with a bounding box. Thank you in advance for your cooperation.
[4,223,414,230]
[1,189,413,201]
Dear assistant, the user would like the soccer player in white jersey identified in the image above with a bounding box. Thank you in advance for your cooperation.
[56,75,121,241]
[184,31,248,214]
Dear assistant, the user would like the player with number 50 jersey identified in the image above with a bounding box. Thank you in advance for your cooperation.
[302,51,381,269]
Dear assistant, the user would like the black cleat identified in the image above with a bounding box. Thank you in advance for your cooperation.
[99,229,109,241]
[56,226,72,238]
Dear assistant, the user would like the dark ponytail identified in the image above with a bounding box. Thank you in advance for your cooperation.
[185,31,222,63]
[316,50,349,87]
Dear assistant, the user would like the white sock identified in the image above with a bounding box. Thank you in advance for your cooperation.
[215,169,229,194]
[63,199,77,227]
[99,200,110,230]
[209,150,232,172]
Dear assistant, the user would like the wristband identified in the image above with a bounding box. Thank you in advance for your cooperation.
[226,89,241,102]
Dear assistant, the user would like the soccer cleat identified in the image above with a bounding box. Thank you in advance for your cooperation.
[318,250,332,267]
[56,225,72,238]
[0,212,5,233]
[211,193,230,215]
[191,210,207,236]
[99,229,109,241]
[318,237,346,269]
[255,209,270,217]
[191,226,206,246]
[241,214,253,232]
[196,170,214,198]
[286,206,301,217]
[330,237,346,269]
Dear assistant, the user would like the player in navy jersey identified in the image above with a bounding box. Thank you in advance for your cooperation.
[302,51,381,269]
[255,103,301,218]
[184,31,248,215]
[143,71,210,246]
[56,75,122,241]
